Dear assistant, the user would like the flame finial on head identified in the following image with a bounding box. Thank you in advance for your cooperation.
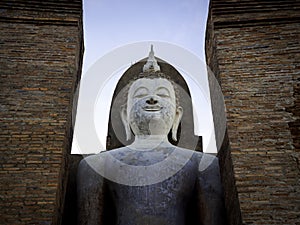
[143,45,161,72]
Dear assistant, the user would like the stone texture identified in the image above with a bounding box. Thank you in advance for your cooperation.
[206,1,300,224]
[107,58,203,152]
[1,0,299,224]
[0,1,84,224]
[78,68,224,223]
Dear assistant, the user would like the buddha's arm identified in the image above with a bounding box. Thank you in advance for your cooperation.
[77,159,105,225]
[196,155,226,225]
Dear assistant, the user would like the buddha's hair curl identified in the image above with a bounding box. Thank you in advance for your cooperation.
[122,71,180,107]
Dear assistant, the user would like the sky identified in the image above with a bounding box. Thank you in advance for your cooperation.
[71,0,217,154]
[82,0,210,73]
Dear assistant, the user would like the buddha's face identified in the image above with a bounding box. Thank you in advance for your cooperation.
[123,77,182,138]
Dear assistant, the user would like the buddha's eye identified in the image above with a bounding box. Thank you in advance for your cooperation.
[156,87,170,98]
[133,87,148,98]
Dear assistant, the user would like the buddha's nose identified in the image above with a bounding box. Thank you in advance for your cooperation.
[146,97,158,105]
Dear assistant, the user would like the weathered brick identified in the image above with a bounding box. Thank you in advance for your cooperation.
[206,1,300,224]
[0,1,83,224]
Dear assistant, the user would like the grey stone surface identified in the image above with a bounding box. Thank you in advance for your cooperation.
[77,48,225,225]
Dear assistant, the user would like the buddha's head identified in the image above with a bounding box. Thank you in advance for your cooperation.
[120,46,183,142]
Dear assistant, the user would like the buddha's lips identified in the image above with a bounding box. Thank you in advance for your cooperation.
[143,106,162,112]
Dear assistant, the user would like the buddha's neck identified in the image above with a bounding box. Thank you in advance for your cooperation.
[130,135,171,150]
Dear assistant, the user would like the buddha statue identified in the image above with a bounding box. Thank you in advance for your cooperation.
[77,46,225,225]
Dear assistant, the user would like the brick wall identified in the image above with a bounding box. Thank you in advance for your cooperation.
[0,1,83,224]
[206,1,300,224]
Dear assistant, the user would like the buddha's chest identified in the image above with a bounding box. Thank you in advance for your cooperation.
[108,162,198,209]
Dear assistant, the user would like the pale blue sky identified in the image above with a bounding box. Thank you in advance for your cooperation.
[72,0,216,154]
[82,0,210,73]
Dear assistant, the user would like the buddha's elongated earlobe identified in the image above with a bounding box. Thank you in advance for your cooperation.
[172,106,183,141]
[120,105,132,141]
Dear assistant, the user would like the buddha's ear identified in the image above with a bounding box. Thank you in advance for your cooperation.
[172,106,183,141]
[120,105,131,141]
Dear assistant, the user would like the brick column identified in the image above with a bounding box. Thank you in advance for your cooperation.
[0,1,84,224]
[206,1,300,224]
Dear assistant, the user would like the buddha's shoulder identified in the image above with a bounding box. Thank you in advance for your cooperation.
[174,148,219,170]
[175,147,217,159]
[79,147,219,172]
[79,147,127,167]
